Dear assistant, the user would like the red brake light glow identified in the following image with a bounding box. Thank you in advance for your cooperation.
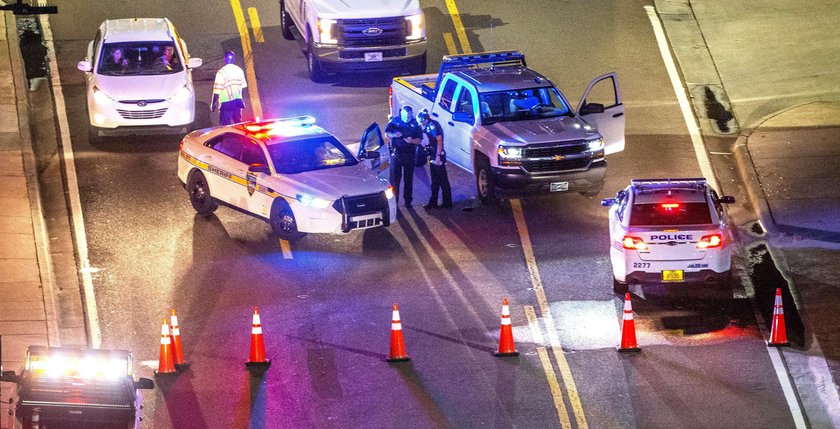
[661,203,680,210]
[622,236,649,251]
[696,233,723,249]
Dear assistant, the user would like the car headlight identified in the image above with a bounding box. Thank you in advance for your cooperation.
[384,186,394,200]
[92,86,114,105]
[498,145,523,166]
[297,193,331,208]
[405,13,424,41]
[317,18,338,45]
[587,138,605,152]
[170,85,192,104]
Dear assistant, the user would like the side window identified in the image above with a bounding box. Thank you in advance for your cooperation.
[454,86,475,118]
[438,79,458,111]
[710,189,724,219]
[238,139,267,166]
[363,131,382,151]
[207,134,242,159]
[581,75,619,109]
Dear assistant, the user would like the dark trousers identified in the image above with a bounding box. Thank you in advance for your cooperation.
[390,157,415,205]
[219,100,243,125]
[428,163,452,207]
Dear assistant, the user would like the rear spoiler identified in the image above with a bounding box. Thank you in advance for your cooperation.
[433,50,527,98]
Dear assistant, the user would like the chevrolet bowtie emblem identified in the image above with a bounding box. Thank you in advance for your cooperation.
[553,155,564,161]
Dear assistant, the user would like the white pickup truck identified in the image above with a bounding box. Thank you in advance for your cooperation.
[279,0,426,82]
[390,51,626,202]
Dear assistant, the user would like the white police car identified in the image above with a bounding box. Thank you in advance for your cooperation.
[177,116,396,241]
[601,178,736,294]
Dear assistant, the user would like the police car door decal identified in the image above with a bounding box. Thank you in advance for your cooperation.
[247,171,257,196]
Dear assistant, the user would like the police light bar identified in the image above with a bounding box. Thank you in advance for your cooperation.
[631,178,707,191]
[243,116,316,133]
[25,346,131,379]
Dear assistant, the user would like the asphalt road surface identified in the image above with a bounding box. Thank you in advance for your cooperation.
[47,0,797,427]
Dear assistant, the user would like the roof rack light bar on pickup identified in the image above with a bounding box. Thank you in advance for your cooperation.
[631,178,707,190]
[434,51,527,95]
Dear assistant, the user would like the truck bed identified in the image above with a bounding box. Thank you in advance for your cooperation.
[393,73,439,101]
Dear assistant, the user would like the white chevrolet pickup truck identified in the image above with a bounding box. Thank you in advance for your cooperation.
[390,51,626,202]
[280,0,426,82]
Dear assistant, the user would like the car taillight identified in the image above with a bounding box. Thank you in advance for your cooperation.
[696,233,723,249]
[622,236,648,251]
[388,86,393,115]
[179,139,185,151]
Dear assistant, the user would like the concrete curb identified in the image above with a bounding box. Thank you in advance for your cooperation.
[4,12,61,348]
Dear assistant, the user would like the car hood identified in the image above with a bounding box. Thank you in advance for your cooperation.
[274,163,389,200]
[313,0,421,18]
[481,115,600,145]
[94,73,187,102]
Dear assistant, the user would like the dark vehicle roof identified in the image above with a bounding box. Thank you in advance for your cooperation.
[454,66,553,93]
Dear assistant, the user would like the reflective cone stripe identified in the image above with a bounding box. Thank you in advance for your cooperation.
[157,318,176,374]
[170,309,185,366]
[387,304,410,362]
[618,293,640,352]
[768,288,790,347]
[496,298,519,357]
[248,307,268,363]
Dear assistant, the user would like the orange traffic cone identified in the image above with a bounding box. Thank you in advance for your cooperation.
[387,304,410,362]
[495,298,519,357]
[618,293,641,353]
[155,318,177,375]
[170,309,189,370]
[246,307,271,370]
[768,288,790,347]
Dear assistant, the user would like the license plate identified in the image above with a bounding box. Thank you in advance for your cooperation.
[550,182,569,192]
[662,270,684,282]
[364,52,383,62]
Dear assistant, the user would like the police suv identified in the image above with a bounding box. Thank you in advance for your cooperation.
[178,116,397,241]
[601,178,736,294]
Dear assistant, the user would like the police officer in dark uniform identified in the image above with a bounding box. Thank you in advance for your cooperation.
[385,106,423,207]
[418,109,452,209]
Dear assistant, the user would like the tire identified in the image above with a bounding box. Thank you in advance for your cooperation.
[187,171,218,216]
[270,199,306,242]
[474,157,497,204]
[280,0,294,40]
[613,278,628,295]
[306,29,328,83]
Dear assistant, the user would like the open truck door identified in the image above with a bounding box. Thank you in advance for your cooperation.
[578,72,626,155]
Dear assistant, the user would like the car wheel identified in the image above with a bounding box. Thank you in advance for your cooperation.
[613,278,628,295]
[475,158,497,204]
[306,29,328,83]
[187,171,218,216]
[270,199,306,242]
[280,0,294,40]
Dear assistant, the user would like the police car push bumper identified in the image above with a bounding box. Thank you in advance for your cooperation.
[290,193,396,234]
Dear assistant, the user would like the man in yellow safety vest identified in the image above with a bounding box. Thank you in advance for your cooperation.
[211,51,248,125]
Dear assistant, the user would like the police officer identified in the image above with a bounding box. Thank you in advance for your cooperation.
[385,106,423,207]
[211,51,248,125]
[417,109,452,209]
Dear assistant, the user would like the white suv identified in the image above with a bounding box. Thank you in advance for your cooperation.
[601,178,736,294]
[77,18,202,142]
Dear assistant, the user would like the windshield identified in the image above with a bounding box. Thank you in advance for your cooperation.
[629,202,713,226]
[97,41,183,76]
[479,86,571,124]
[267,136,359,174]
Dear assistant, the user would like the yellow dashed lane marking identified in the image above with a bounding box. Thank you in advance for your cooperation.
[247,7,265,43]
[443,32,459,56]
[279,239,293,259]
[230,0,263,119]
[444,0,472,54]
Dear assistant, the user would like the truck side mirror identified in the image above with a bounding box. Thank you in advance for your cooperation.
[135,377,155,390]
[248,163,270,174]
[77,60,92,72]
[580,103,605,115]
[601,198,615,207]
[720,195,735,204]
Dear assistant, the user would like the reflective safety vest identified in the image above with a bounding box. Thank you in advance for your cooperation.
[213,64,247,103]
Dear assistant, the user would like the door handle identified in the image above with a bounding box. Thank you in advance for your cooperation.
[431,112,439,117]
[612,112,624,118]
[447,121,454,126]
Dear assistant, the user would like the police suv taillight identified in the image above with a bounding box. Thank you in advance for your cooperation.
[696,233,723,249]
[622,235,648,251]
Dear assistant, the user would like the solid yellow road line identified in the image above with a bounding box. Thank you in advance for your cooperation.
[247,7,265,43]
[512,199,588,429]
[526,306,572,429]
[279,239,293,259]
[444,0,472,54]
[230,0,263,118]
[443,32,459,56]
